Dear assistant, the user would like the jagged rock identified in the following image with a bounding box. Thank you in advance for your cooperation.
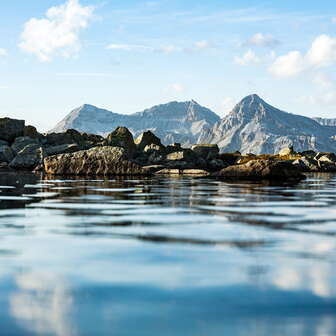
[11,136,40,154]
[217,159,305,180]
[105,127,136,157]
[45,144,80,156]
[279,146,295,156]
[0,145,14,163]
[191,144,219,160]
[0,117,25,142]
[135,131,162,151]
[44,146,145,176]
[315,152,336,163]
[293,157,319,172]
[23,125,42,139]
[9,144,45,170]
[144,144,164,153]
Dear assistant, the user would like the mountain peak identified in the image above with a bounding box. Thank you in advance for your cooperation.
[240,94,263,105]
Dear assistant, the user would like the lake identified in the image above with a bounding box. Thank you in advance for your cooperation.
[0,172,335,336]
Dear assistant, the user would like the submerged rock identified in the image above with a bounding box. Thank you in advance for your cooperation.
[44,146,145,176]
[0,117,25,142]
[217,159,305,180]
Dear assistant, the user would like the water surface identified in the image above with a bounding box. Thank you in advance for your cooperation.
[0,172,335,336]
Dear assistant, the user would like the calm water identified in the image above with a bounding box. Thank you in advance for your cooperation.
[0,172,335,336]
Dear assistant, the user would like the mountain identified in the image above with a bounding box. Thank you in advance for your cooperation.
[200,94,336,154]
[50,100,220,146]
[314,117,336,127]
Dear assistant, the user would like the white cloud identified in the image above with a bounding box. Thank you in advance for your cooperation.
[0,48,7,57]
[312,72,333,88]
[269,34,336,78]
[332,17,336,24]
[234,50,261,66]
[0,86,9,89]
[19,0,94,62]
[220,97,236,114]
[169,83,185,93]
[155,44,179,54]
[244,33,280,48]
[298,91,336,106]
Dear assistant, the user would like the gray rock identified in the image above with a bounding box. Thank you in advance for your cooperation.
[293,157,319,172]
[11,136,39,154]
[217,159,305,180]
[0,145,14,163]
[0,140,8,146]
[191,144,219,160]
[9,144,45,170]
[23,125,43,139]
[166,149,197,162]
[135,131,162,151]
[208,159,226,171]
[315,152,336,163]
[105,127,136,158]
[45,143,80,156]
[44,146,144,176]
[0,117,25,142]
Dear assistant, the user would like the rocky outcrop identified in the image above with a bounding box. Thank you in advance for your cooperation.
[105,127,136,157]
[191,144,219,160]
[9,144,45,170]
[0,145,14,163]
[217,159,305,181]
[135,131,162,151]
[44,146,145,176]
[0,118,25,142]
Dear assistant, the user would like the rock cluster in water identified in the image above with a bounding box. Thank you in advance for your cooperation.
[1,117,336,180]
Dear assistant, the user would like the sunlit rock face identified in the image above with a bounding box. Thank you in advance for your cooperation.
[200,94,336,154]
[49,101,220,147]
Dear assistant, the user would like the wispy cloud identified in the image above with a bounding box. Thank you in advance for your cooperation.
[19,0,95,62]
[242,33,280,48]
[0,48,7,57]
[234,50,261,66]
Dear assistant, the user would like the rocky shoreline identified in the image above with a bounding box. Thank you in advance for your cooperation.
[1,117,336,181]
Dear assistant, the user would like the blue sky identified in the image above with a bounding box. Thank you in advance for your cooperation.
[0,0,335,131]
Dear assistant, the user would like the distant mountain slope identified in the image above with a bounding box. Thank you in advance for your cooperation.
[200,94,336,154]
[49,100,220,146]
[314,117,336,127]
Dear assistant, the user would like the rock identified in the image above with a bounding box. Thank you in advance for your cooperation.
[23,125,42,139]
[11,136,39,154]
[148,151,164,164]
[45,143,80,156]
[279,146,295,156]
[44,146,145,176]
[293,157,319,172]
[46,129,103,147]
[9,144,45,170]
[0,117,25,142]
[218,152,241,165]
[135,131,162,151]
[0,140,8,146]
[217,159,305,181]
[105,127,136,157]
[191,144,219,160]
[142,165,165,173]
[318,161,336,172]
[0,145,14,163]
[166,149,197,162]
[315,152,336,163]
[155,168,210,176]
[208,159,226,171]
[165,161,191,169]
[144,144,164,153]
[301,150,316,158]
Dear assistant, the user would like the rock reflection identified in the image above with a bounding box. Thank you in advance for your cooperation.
[10,272,76,336]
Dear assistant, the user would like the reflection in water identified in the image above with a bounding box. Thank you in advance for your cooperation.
[10,272,76,336]
[0,172,335,335]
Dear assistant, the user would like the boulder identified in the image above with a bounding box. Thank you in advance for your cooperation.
[11,136,39,154]
[144,144,164,153]
[191,144,219,160]
[318,161,336,172]
[0,117,25,142]
[208,159,226,171]
[293,157,319,172]
[135,131,162,151]
[23,125,42,139]
[218,152,241,165]
[105,127,136,157]
[0,145,14,163]
[44,146,145,176]
[315,152,336,163]
[301,150,316,158]
[45,143,80,156]
[0,140,8,146]
[279,146,295,156]
[217,159,305,181]
[9,144,45,170]
[166,149,197,162]
[46,129,102,147]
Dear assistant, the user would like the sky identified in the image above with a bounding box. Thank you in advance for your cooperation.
[0,0,336,131]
